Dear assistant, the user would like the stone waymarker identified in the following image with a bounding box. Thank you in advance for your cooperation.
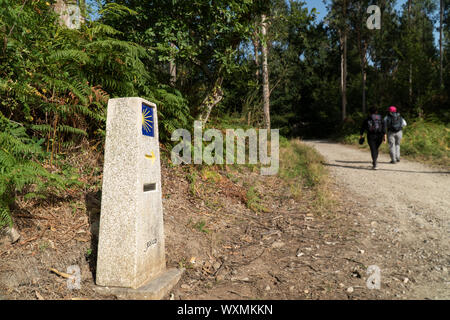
[95,97,183,299]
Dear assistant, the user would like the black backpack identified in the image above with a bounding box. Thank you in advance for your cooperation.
[368,114,383,133]
[388,113,403,132]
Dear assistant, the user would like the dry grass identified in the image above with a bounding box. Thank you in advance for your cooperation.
[279,139,336,217]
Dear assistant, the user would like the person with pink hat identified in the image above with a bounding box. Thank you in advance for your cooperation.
[383,106,407,164]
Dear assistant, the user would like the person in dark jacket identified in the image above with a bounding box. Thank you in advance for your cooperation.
[359,107,386,170]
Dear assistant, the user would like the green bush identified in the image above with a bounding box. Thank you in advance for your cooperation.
[279,140,327,187]
[400,119,449,164]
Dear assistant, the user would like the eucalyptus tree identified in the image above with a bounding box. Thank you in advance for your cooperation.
[266,0,318,134]
[445,0,450,92]
[398,0,438,115]
[439,0,444,89]
[365,0,399,108]
[348,0,372,114]
[261,12,271,130]
[326,0,350,121]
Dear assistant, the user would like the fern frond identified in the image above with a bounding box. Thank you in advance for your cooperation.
[31,124,53,134]
[0,205,12,229]
[74,104,106,122]
[48,49,90,65]
[98,3,139,18]
[57,124,88,137]
[90,23,123,37]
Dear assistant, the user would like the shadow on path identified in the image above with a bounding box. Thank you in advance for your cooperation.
[323,162,450,174]
[335,160,391,165]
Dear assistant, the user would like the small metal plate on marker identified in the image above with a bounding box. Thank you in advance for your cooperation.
[143,183,156,192]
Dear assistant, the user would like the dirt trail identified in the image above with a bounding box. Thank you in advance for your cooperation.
[304,140,450,299]
[1,140,448,300]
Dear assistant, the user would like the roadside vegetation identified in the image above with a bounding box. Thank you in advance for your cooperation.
[279,139,334,216]
[165,115,331,216]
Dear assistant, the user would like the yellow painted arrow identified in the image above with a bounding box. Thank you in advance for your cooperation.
[145,151,156,165]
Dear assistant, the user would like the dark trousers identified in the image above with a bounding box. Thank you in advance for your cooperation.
[367,134,383,166]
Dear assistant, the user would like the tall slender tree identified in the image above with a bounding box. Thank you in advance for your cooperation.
[408,0,413,103]
[339,0,348,121]
[169,42,177,87]
[351,0,371,114]
[252,24,261,80]
[340,23,347,121]
[261,13,271,130]
[327,0,349,121]
[440,0,444,89]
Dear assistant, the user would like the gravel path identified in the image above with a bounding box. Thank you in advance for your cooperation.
[305,140,450,299]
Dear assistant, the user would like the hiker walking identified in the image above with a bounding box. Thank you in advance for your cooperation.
[384,106,407,164]
[359,107,386,170]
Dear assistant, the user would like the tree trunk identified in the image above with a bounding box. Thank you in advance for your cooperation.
[341,32,347,121]
[440,0,444,89]
[357,7,368,115]
[261,13,270,130]
[200,77,224,125]
[252,29,260,80]
[362,67,367,114]
[169,60,176,87]
[169,43,177,87]
[340,0,347,122]
[361,40,367,114]
[408,0,412,103]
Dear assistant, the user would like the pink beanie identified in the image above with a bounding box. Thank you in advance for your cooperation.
[389,106,397,113]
